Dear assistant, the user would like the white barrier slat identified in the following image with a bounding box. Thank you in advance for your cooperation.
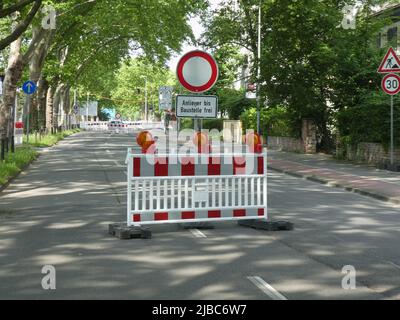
[178,179,182,210]
[164,180,168,209]
[149,180,154,211]
[135,180,139,211]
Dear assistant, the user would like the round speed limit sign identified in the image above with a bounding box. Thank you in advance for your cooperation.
[382,74,400,95]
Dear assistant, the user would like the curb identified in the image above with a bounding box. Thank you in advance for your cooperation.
[268,165,400,205]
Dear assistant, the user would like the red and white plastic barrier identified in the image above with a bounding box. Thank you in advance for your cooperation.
[81,121,164,133]
[125,149,267,226]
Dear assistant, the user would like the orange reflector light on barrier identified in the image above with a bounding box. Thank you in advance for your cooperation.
[136,131,153,147]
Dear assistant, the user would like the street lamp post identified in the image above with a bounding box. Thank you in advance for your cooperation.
[140,76,148,122]
[257,0,262,135]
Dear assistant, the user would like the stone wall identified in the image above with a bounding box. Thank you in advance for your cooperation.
[301,119,317,154]
[267,119,317,154]
[346,142,400,165]
[267,136,304,153]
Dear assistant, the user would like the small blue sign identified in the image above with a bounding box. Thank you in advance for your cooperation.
[22,80,37,95]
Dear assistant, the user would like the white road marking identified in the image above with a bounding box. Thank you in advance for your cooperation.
[387,260,400,271]
[190,229,207,238]
[247,276,288,300]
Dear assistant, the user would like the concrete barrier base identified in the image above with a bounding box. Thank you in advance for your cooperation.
[109,223,152,239]
[238,219,294,231]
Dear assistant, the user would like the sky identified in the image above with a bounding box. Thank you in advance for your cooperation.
[167,0,223,72]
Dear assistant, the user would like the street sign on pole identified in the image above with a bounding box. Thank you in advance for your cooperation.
[381,74,400,95]
[73,104,79,115]
[176,50,219,93]
[176,95,218,118]
[159,86,173,110]
[378,47,400,74]
[380,73,399,167]
[246,83,257,99]
[22,80,37,95]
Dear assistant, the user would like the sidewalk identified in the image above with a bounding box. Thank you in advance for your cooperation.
[268,150,400,205]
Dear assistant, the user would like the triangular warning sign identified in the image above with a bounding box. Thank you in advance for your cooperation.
[378,47,400,73]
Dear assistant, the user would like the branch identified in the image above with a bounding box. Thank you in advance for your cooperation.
[0,0,42,51]
[0,0,35,18]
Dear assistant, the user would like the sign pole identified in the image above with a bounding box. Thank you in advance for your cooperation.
[391,94,394,166]
[26,95,30,144]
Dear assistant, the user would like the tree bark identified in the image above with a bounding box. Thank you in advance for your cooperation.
[38,77,48,132]
[0,37,22,160]
[52,84,64,133]
[45,86,55,134]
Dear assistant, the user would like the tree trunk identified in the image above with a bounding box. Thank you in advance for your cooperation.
[0,36,22,160]
[38,77,48,133]
[52,84,64,133]
[45,86,55,134]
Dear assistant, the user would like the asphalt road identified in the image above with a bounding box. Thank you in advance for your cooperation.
[0,131,399,300]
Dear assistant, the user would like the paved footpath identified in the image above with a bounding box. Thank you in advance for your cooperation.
[269,150,400,204]
[1,132,400,299]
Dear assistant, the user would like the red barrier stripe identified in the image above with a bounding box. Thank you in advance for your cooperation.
[182,211,195,220]
[208,210,221,218]
[133,158,141,177]
[155,212,168,221]
[133,214,141,222]
[258,208,264,216]
[258,156,264,174]
[233,209,246,217]
[181,157,195,176]
[233,156,246,175]
[155,157,169,176]
[208,157,221,175]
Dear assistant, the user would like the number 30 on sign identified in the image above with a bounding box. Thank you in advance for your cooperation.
[382,74,400,95]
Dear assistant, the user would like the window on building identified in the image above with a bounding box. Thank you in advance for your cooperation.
[387,26,398,47]
[377,32,382,48]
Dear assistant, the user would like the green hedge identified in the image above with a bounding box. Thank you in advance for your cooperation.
[202,119,224,131]
[240,106,293,137]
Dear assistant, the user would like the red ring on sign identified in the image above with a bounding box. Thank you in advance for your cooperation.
[176,50,219,93]
[382,74,400,95]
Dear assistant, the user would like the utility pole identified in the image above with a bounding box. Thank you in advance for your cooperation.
[256,0,262,135]
[86,92,89,122]
[145,78,148,122]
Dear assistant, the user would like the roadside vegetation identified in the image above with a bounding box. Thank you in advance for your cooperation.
[0,146,38,186]
[23,129,81,148]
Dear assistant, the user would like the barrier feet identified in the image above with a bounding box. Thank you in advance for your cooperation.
[179,222,215,230]
[109,223,152,239]
[238,219,294,231]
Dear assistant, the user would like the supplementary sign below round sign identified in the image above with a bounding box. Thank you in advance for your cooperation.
[22,80,37,95]
[176,50,219,93]
[382,74,400,95]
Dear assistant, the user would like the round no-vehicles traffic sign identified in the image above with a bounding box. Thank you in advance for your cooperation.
[382,74,400,95]
[176,50,219,93]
